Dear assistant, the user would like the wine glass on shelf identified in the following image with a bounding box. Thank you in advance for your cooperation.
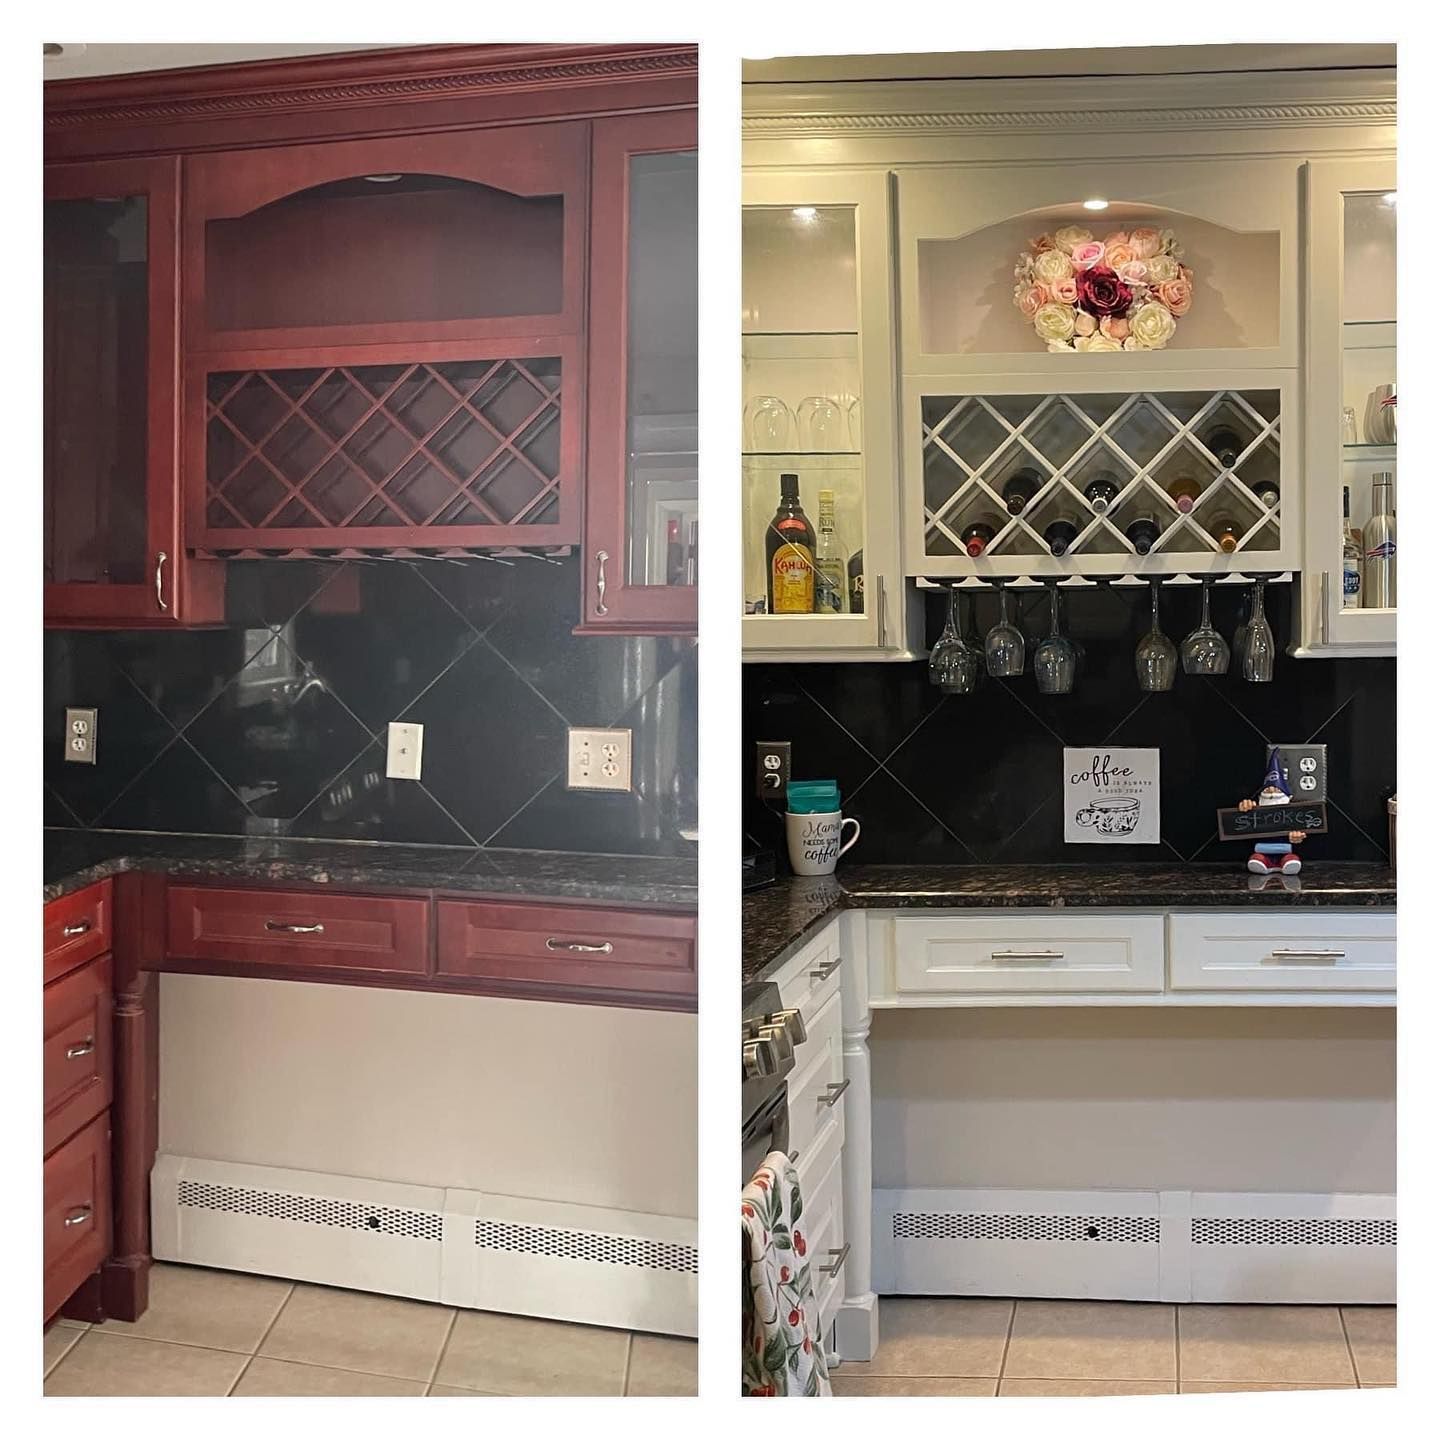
[929,588,979,695]
[1034,584,1078,695]
[984,583,1026,678]
[1239,578,1275,683]
[1180,577,1231,675]
[1134,578,1178,692]
[744,396,793,451]
[797,395,845,451]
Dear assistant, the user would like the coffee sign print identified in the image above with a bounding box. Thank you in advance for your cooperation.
[1063,747,1161,845]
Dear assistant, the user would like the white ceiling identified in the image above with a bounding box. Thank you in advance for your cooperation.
[42,43,399,81]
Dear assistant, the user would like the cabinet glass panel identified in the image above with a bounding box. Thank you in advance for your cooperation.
[205,175,565,332]
[1340,190,1397,611]
[625,152,698,588]
[742,205,865,617]
[44,195,150,587]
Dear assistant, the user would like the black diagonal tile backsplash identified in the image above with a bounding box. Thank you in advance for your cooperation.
[743,581,1395,869]
[45,556,697,858]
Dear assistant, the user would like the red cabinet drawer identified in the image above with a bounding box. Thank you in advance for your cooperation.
[44,879,112,984]
[44,956,113,1155]
[436,899,696,1006]
[165,886,431,977]
[44,1111,112,1323]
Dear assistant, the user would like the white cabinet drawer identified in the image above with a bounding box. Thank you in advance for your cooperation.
[786,988,846,1162]
[893,913,1165,995]
[775,920,844,1018]
[1168,911,1396,992]
[802,1147,846,1337]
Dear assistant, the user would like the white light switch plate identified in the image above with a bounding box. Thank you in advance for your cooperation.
[386,722,424,781]
[567,727,632,791]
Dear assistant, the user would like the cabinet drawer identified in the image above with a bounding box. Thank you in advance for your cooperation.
[775,920,844,1018]
[44,1111,112,1323]
[436,900,696,1004]
[1168,911,1397,992]
[44,956,112,1155]
[166,886,430,977]
[44,880,111,984]
[802,1148,846,1338]
[786,988,845,1164]
[893,913,1165,995]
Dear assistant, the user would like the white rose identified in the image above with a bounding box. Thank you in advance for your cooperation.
[1046,339,1075,352]
[1053,224,1093,252]
[1075,332,1124,352]
[1033,302,1077,344]
[1145,253,1181,285]
[1032,248,1074,286]
[1129,300,1177,350]
[1073,311,1098,336]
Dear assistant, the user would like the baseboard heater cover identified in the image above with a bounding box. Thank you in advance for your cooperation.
[875,1187,1395,1304]
[153,1154,698,1336]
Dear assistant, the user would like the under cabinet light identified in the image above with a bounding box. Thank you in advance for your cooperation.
[364,174,403,184]
[792,207,819,223]
[1383,192,1398,206]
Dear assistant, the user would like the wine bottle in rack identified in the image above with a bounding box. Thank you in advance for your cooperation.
[1206,425,1243,468]
[1167,475,1204,513]
[1210,514,1240,553]
[1002,467,1042,515]
[962,518,1000,558]
[765,472,816,614]
[1126,516,1163,555]
[1250,479,1280,509]
[1043,518,1081,557]
[1083,473,1121,515]
[814,489,847,614]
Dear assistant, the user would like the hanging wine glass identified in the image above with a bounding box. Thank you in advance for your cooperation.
[959,589,987,686]
[1134,578,1178,691]
[1239,578,1275,683]
[929,588,979,694]
[984,584,1026,678]
[1180,577,1231,675]
[1231,581,1251,671]
[1034,584,1078,695]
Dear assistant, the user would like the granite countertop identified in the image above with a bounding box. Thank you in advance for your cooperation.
[43,830,696,910]
[743,862,1396,983]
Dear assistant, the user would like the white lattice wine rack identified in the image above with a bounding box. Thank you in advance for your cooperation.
[917,387,1292,580]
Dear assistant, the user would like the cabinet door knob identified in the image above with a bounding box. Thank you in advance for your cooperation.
[155,551,169,611]
[819,1079,851,1108]
[595,550,610,615]
[545,938,614,954]
[264,921,325,935]
[64,1206,93,1228]
[62,920,92,938]
[66,1039,96,1060]
[819,1243,851,1277]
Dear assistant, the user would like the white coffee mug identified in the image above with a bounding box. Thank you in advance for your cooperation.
[785,810,861,876]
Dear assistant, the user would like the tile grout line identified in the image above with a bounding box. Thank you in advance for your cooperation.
[1173,1301,1181,1392]
[1337,1306,1363,1388]
[225,1280,296,1395]
[426,1306,462,1392]
[994,1299,1018,1391]
[621,1331,634,1397]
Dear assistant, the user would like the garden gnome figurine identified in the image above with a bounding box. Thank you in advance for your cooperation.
[1238,747,1306,876]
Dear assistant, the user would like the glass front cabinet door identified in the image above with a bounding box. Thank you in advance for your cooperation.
[1297,158,1397,656]
[581,109,698,633]
[45,157,222,626]
[742,172,920,659]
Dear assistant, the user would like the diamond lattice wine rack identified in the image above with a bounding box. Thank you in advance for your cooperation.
[915,387,1294,582]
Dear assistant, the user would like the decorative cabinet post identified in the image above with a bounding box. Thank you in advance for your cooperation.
[44,157,223,627]
[580,109,698,633]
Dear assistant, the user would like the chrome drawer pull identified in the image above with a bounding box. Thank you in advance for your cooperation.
[788,1150,799,1164]
[64,1207,92,1228]
[1267,948,1346,961]
[819,1079,850,1108]
[545,938,615,954]
[155,551,168,611]
[595,550,609,615]
[991,949,1065,962]
[62,921,92,938]
[819,1243,851,1278]
[66,1039,96,1060]
[809,957,843,981]
[264,921,325,935]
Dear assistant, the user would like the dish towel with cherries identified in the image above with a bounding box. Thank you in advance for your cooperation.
[741,1150,832,1396]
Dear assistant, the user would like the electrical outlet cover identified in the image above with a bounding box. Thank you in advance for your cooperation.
[386,722,424,781]
[755,740,791,803]
[568,728,632,791]
[65,707,97,765]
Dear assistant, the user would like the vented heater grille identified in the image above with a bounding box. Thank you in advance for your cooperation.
[177,1179,443,1242]
[474,1219,699,1274]
[1192,1217,1396,1248]
[893,1211,1160,1245]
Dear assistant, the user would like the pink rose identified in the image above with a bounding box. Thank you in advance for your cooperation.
[1100,315,1129,340]
[1116,259,1150,288]
[1102,230,1131,248]
[1156,276,1192,315]
[1128,227,1163,259]
[1017,283,1048,320]
[1105,242,1136,269]
[1049,276,1078,305]
[1071,240,1106,271]
[1074,311,1098,336]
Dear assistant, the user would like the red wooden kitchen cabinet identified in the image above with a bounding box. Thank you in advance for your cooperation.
[578,109,698,634]
[181,126,589,556]
[44,157,223,627]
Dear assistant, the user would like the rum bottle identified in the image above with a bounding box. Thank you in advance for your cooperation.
[814,489,847,613]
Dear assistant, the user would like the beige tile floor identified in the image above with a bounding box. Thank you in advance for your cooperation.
[43,1262,696,1397]
[830,1297,1396,1396]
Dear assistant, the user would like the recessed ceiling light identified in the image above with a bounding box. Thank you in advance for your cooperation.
[792,207,819,223]
[1082,198,1109,212]
[1383,191,1398,206]
[364,174,403,184]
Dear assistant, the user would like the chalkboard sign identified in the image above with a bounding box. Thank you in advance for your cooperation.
[1216,802,1328,843]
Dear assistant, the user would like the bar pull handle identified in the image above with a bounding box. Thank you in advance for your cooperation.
[545,938,615,954]
[819,1079,850,1108]
[264,921,325,935]
[64,1207,93,1228]
[787,1150,799,1164]
[66,1039,96,1060]
[809,957,843,981]
[819,1243,851,1278]
[991,949,1065,962]
[876,574,888,646]
[62,920,92,938]
[595,550,609,615]
[155,551,169,611]
[1267,948,1346,962]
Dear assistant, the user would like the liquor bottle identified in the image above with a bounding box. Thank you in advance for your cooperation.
[1210,514,1240,553]
[765,472,816,614]
[1002,467,1042,516]
[962,517,1000,558]
[665,518,685,586]
[1126,516,1163,555]
[1251,478,1280,509]
[1083,472,1121,515]
[1341,486,1361,610]
[847,549,865,615]
[1207,425,1244,468]
[1168,475,1204,513]
[1043,517,1080,557]
[814,489,847,613]
[1363,471,1396,607]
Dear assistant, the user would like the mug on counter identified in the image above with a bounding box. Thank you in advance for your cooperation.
[785,810,861,876]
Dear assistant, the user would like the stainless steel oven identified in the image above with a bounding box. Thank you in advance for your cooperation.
[741,979,805,1183]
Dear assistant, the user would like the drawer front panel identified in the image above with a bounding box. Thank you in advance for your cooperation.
[44,879,112,984]
[894,913,1166,995]
[44,956,113,1154]
[785,988,845,1163]
[166,886,431,976]
[1168,911,1397,991]
[44,1111,112,1322]
[776,921,843,1017]
[436,900,696,1003]
[803,1149,846,1338]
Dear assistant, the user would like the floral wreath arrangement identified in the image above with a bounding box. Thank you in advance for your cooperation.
[1013,224,1193,352]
